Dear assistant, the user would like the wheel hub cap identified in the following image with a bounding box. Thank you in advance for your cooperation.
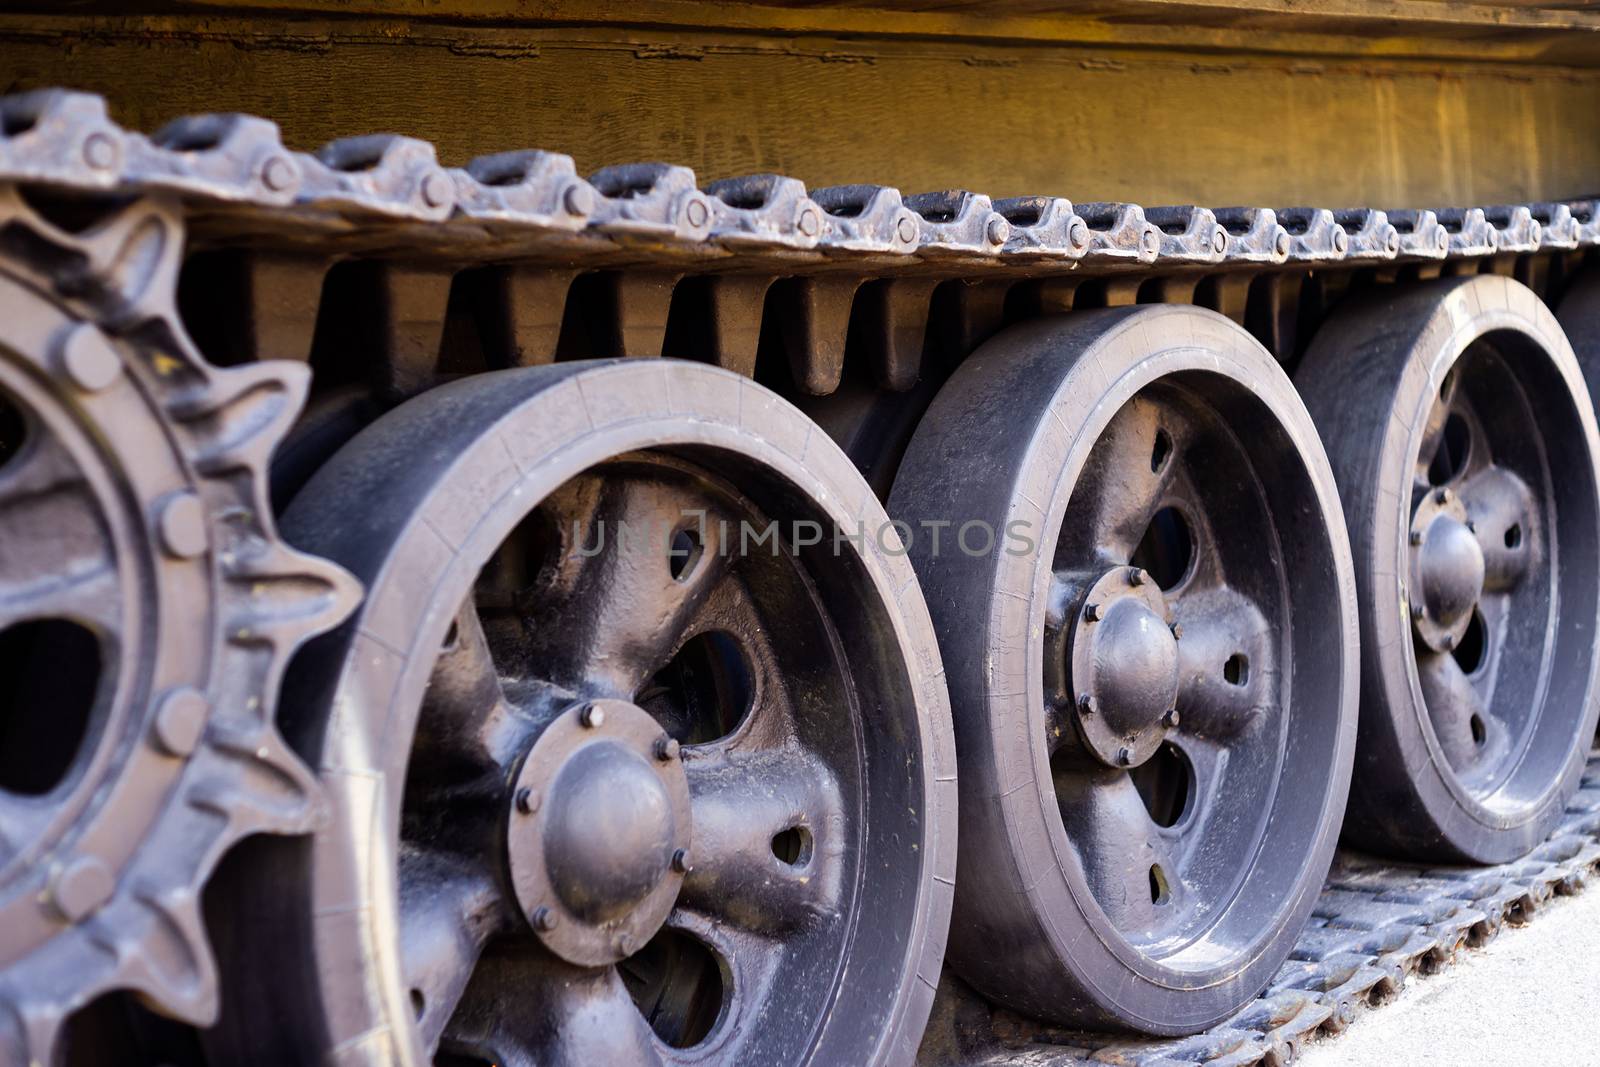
[1070,567,1180,768]
[505,698,692,967]
[1410,488,1485,651]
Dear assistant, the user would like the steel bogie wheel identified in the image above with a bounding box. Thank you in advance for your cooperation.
[1297,275,1600,863]
[215,360,955,1066]
[889,305,1358,1034]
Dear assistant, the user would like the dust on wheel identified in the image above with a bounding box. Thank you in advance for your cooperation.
[1298,275,1600,864]
[211,360,955,1066]
[890,305,1357,1034]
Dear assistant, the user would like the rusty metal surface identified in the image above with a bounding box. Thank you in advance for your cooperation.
[920,753,1600,1066]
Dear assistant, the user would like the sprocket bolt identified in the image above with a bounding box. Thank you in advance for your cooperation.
[82,132,117,171]
[654,736,680,761]
[896,215,918,245]
[515,787,539,814]
[157,491,209,560]
[261,155,296,193]
[532,906,559,931]
[58,324,123,393]
[53,856,115,922]
[153,687,209,756]
[684,197,710,229]
[579,703,605,729]
[671,848,692,874]
[562,182,594,218]
[420,170,453,210]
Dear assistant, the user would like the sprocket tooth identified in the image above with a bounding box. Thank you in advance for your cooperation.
[199,728,326,837]
[178,359,311,480]
[125,888,219,1028]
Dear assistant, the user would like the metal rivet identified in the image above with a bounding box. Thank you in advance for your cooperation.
[985,215,1011,245]
[1275,230,1291,257]
[1162,708,1180,728]
[420,170,453,210]
[684,197,710,229]
[1386,229,1400,254]
[53,856,115,922]
[797,207,821,238]
[563,182,594,217]
[82,131,117,171]
[531,906,559,931]
[1067,217,1089,250]
[1116,747,1133,766]
[654,736,680,762]
[1127,568,1145,587]
[671,847,692,874]
[1333,228,1349,253]
[1140,227,1160,257]
[1436,229,1449,250]
[261,155,296,192]
[579,703,605,729]
[1211,227,1228,254]
[896,215,918,245]
[515,787,539,814]
[1077,693,1095,716]
[153,687,208,756]
[157,491,208,559]
[58,324,123,393]
[1410,529,1423,546]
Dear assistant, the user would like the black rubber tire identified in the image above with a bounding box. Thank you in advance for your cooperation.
[1297,275,1600,863]
[889,305,1358,1035]
[209,360,956,1067]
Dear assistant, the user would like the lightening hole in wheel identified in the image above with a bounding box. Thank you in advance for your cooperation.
[1504,523,1522,549]
[0,391,24,474]
[1130,507,1193,591]
[636,630,753,744]
[1148,864,1171,905]
[1223,653,1249,686]
[1471,713,1487,747]
[409,988,425,1020]
[771,825,813,867]
[0,618,102,796]
[669,525,703,582]
[1453,609,1487,675]
[1150,428,1173,473]
[619,927,727,1049]
[1427,413,1471,486]
[1131,741,1192,828]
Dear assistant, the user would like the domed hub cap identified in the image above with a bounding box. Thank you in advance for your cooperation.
[1069,566,1181,768]
[1409,487,1487,653]
[506,698,692,967]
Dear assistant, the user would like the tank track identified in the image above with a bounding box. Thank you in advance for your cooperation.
[928,752,1600,1067]
[3,85,1599,1065]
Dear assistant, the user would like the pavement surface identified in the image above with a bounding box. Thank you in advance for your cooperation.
[1296,878,1600,1066]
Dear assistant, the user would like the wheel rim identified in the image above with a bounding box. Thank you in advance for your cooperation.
[1405,336,1588,811]
[266,362,953,1067]
[1046,377,1326,960]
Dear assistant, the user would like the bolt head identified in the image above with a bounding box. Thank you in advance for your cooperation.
[797,206,821,238]
[1333,227,1349,253]
[684,196,710,229]
[1412,601,1425,621]
[562,181,594,217]
[896,214,919,245]
[58,324,123,393]
[82,131,117,171]
[1275,230,1291,257]
[1116,746,1133,766]
[670,847,692,874]
[1077,693,1095,716]
[261,154,297,193]
[1127,567,1145,587]
[420,170,453,210]
[1441,633,1456,651]
[157,491,209,560]
[1466,520,1478,534]
[1212,227,1228,254]
[1084,602,1102,622]
[1162,708,1180,728]
[53,856,115,922]
[1435,488,1451,505]
[532,906,559,932]
[653,735,680,762]
[1067,217,1089,250]
[579,703,605,729]
[986,214,1011,246]
[515,786,539,814]
[1410,529,1424,546]
[153,687,208,756]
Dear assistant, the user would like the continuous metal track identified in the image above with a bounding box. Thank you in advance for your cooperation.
[924,751,1600,1067]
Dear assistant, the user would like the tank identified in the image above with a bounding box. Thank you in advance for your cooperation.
[0,3,1597,1065]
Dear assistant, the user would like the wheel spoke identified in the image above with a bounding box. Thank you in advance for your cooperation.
[1056,397,1178,566]
[678,746,845,933]
[1458,465,1535,592]
[520,476,733,699]
[1417,648,1503,772]
[1172,586,1274,741]
[413,596,526,777]
[398,847,508,1055]
[0,434,118,631]
[443,943,662,1067]
[1414,377,1465,491]
[1053,767,1183,932]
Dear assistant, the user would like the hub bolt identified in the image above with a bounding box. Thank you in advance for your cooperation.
[579,703,605,729]
[1128,568,1145,587]
[1116,747,1134,767]
[1077,693,1095,715]
[515,787,539,814]
[1084,602,1102,622]
[654,736,681,761]
[1162,708,1180,728]
[531,906,559,932]
[671,848,693,874]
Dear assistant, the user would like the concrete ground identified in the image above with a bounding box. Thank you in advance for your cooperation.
[1297,880,1600,1066]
